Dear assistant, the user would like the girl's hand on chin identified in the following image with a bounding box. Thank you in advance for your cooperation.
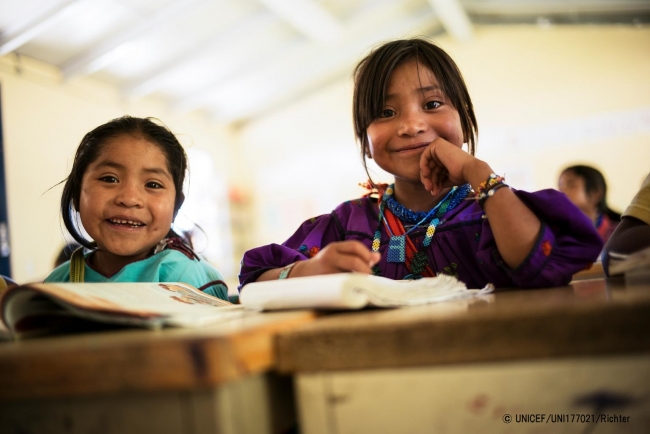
[419,138,475,196]
[292,240,381,277]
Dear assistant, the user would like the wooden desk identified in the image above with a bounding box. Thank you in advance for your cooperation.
[276,279,650,434]
[0,310,316,434]
[571,261,605,280]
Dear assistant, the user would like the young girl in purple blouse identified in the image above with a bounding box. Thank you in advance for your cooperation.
[239,38,602,290]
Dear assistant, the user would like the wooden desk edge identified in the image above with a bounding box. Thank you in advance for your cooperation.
[274,300,650,373]
[0,310,318,401]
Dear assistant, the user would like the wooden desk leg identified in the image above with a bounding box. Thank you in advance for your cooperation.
[0,373,296,434]
[296,354,650,434]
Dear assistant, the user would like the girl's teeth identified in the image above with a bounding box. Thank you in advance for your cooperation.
[110,219,142,226]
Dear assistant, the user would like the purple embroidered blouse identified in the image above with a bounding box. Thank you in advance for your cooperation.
[239,189,603,290]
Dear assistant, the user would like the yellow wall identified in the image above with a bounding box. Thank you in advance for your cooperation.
[441,25,650,208]
[1,25,649,282]
[240,25,650,245]
[0,55,237,282]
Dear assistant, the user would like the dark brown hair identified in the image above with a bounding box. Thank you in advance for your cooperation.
[353,38,477,178]
[562,165,621,221]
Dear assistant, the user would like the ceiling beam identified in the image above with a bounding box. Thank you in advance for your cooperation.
[60,0,208,79]
[462,0,650,15]
[122,11,278,99]
[171,0,396,114]
[427,0,473,42]
[257,0,343,44]
[195,0,441,122]
[0,0,82,57]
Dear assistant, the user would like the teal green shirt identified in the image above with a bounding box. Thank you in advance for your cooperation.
[45,249,228,300]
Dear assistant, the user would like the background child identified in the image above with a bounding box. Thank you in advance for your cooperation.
[45,116,228,300]
[558,165,621,243]
[239,38,603,290]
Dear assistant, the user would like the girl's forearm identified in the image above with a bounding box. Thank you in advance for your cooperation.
[482,187,542,268]
[256,261,303,282]
[256,268,283,281]
[467,160,541,269]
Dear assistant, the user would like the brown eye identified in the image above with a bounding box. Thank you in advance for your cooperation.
[379,109,395,118]
[424,101,441,110]
[146,182,163,189]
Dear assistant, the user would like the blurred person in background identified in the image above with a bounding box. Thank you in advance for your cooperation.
[558,165,621,243]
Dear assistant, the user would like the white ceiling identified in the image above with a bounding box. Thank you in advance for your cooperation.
[1,0,648,125]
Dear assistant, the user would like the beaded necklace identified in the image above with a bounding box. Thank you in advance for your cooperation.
[372,183,471,279]
[385,195,432,224]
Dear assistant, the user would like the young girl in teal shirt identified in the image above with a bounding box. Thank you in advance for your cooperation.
[45,116,228,300]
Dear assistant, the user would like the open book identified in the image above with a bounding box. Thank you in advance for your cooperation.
[0,281,245,340]
[240,273,493,311]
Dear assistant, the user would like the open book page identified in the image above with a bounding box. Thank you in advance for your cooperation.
[1,282,245,336]
[355,274,492,307]
[240,273,493,311]
[241,274,368,310]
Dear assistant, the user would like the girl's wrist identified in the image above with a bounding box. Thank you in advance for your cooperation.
[476,174,509,208]
[278,262,297,279]
[283,259,308,279]
[465,160,494,191]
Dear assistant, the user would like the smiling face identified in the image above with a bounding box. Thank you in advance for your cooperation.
[78,135,176,272]
[366,60,464,187]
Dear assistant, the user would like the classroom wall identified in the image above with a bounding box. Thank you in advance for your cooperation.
[1,24,648,283]
[239,25,650,246]
[0,55,238,283]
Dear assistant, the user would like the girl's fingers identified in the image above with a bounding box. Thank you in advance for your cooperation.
[420,147,433,177]
[332,254,375,274]
[428,164,446,195]
[421,138,475,194]
[420,145,439,192]
[313,241,380,274]
[421,175,432,192]
[421,141,455,195]
[333,240,377,263]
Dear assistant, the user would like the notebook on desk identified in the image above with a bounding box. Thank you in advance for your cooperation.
[240,272,493,311]
[0,281,246,340]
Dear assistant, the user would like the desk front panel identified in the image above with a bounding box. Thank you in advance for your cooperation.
[276,279,650,372]
[296,353,650,434]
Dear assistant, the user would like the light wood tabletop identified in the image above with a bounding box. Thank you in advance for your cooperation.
[275,277,650,373]
[0,309,316,401]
